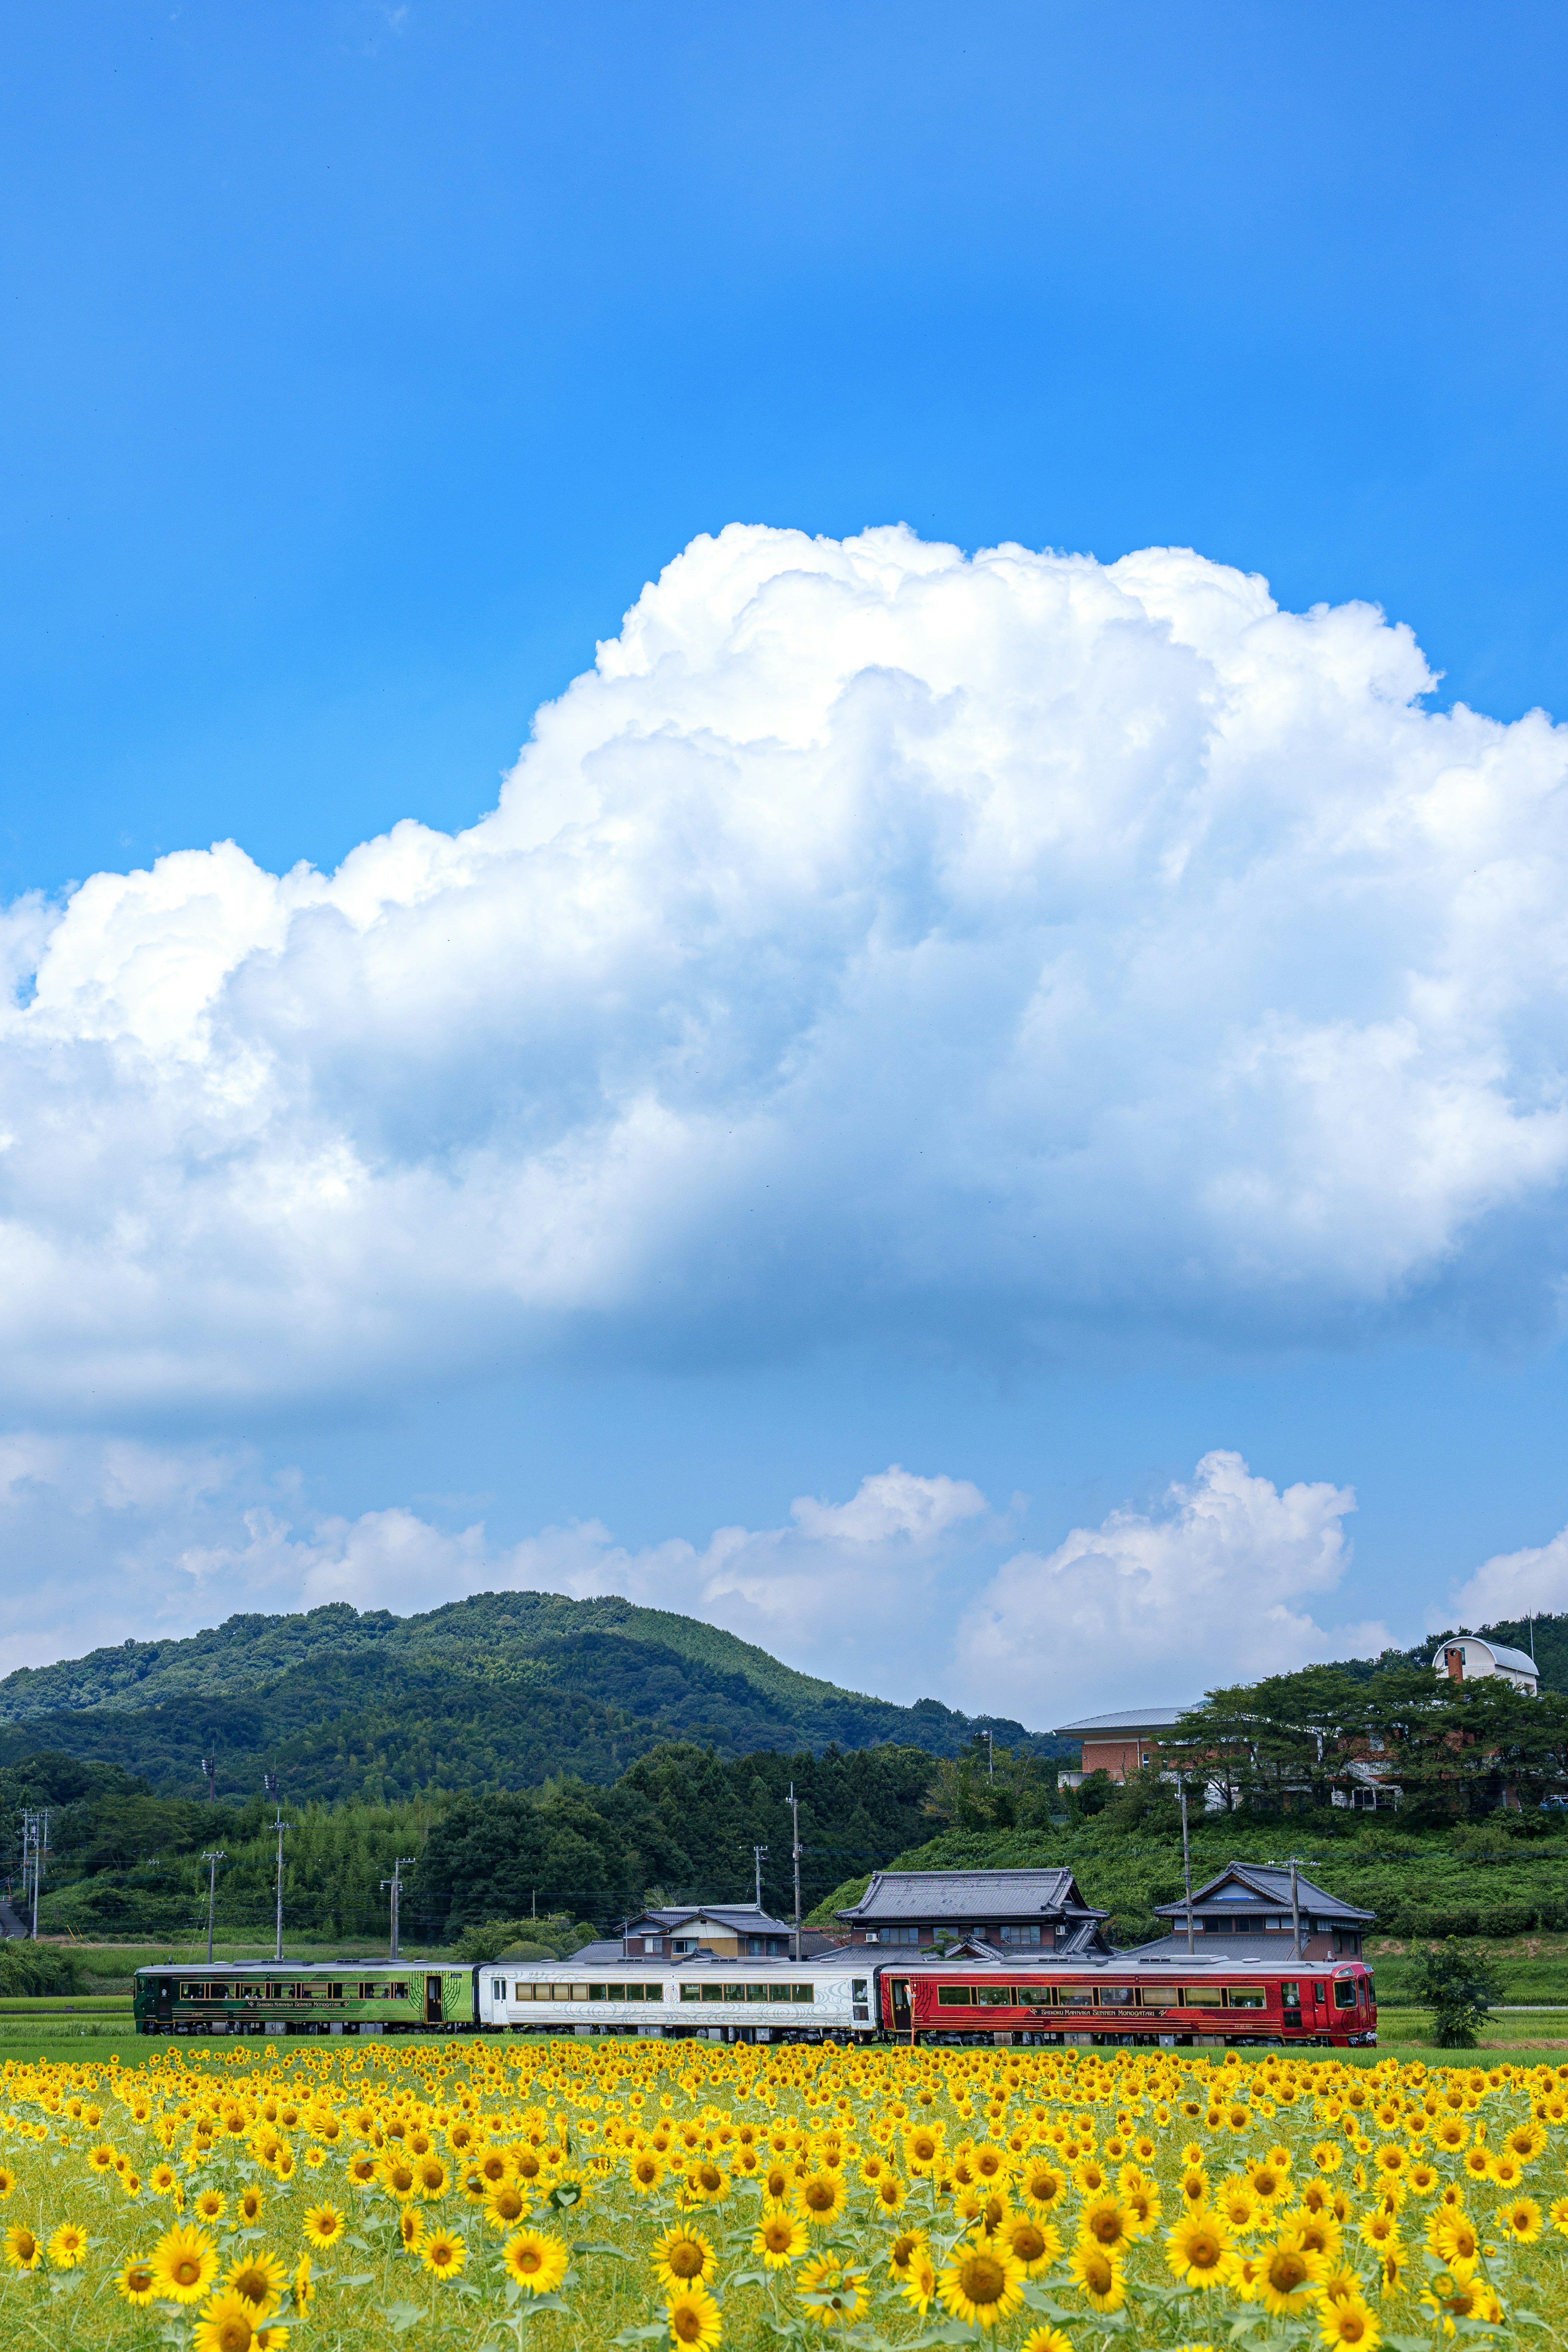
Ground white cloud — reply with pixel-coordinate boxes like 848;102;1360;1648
956;1450;1392;1721
2;524;1568;1419
1438;1525;1568;1630
0;1437;1396;1722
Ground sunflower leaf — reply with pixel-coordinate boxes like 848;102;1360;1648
339;2273;376;2288
570;2240;631;2257
382;2302;423;2333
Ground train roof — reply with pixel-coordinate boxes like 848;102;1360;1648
135;1960;438;1977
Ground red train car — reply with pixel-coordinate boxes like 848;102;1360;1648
877;1953;1376;2048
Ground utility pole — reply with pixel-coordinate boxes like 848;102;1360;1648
986;1729;994;1782
202;1851;226;1965
752;1845;767;1909
201;1757;217;1803
1178;1780;1195;1955
1289;1859;1303;1962
381;1858;415;1962
24;1810;49;1942
784;1787;802;1961
271;1815;288;1964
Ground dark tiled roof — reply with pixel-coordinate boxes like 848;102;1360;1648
1151;1861;1373;1926
625;1905;795;1937
837;1867;1101;1923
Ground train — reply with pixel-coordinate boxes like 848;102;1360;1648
134;1947;1376;2047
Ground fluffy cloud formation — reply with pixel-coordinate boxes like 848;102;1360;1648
956;1450;1391;1720
0;1437;1391;1720
4;524;1568;1417
1439;1523;1568;1630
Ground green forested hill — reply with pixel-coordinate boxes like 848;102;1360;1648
0;1592;1052;1804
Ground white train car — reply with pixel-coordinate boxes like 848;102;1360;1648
477;1953;877;2042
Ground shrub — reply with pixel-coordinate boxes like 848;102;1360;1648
1410;1938;1504;2047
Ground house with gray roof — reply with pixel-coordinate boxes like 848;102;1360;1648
1137;1860;1373;1962
1051;1704;1197;1787
835;1866;1110;1953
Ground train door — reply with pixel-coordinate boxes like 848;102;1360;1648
425;1974;443;2025
156;1976;173;2027
1281;1979;1303;2031
888;1977;912;2036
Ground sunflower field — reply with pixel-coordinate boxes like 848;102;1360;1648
1;2036;1566;2352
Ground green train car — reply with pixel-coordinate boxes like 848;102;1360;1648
133;1960;478;2036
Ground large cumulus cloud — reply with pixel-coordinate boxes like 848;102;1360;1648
5;522;1568;1419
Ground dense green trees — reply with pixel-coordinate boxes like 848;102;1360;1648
416;1742;938;1934
0;1595;1051;1807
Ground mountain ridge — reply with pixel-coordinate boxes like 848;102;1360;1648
0;1590;1055;1804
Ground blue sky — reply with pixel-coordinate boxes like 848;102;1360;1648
4;2;1568;1720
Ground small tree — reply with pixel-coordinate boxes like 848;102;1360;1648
1411;1938;1503;2047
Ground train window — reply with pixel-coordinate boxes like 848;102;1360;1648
644;1984;664;2001
324;1982;344;2000
292;1984;316;2002
388;1982;408;1999
1226;1988;1267;2009
744;1984;770;2002
511;1984;535;2002
494;1982;508;2002
1365;1971;1375;2002
976;1986;1015;2006
1334;1979;1358;2009
790;1985;814;2003
1181;1987;1224;2007
767;1985;791;2003
1097;1987;1138;2007
180;1982;200;2000
1311;1982;1326;2005
1281;1982;1300;2007
1017;1988;1054;2007
722;1985;746;2003
938;1987;973;2007
700;1986;724;2003
587;1985;607;2001
680;1985;701;2002
851;1980;868;2000
265;1982;285;2002
1057;1987;1094;2005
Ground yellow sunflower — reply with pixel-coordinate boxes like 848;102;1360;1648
223;2250;289;2314
420;2230;466;2280
45;2220;87;2269
193;2288;292;2352
1256;2239;1326;2318
754;2211;808;2267
151;2225;220;2304
796;2171;846;2225
1166;2212;1236;2290
301;2204;345;2249
116;2253;160;2305
667;2283;724;2348
1069;2241;1127;2312
503;2228;570;2293
1002;2211;1061;2275
1497;2196;1543;2244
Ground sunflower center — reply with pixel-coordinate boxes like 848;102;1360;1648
174;2258;202;2285
670;2243;706;2277
1272;2254;1307;2291
959;2255;1006;2305
1014;2226;1046;2261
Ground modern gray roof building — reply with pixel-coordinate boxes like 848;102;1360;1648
1137;1860;1374;1962
835;1866;1110;1952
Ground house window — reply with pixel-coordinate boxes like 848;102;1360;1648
999;1925;1041;1944
673;1939;696;1954
880;1927;920;1945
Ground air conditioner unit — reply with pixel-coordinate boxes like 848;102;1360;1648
864;1933;880;1944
